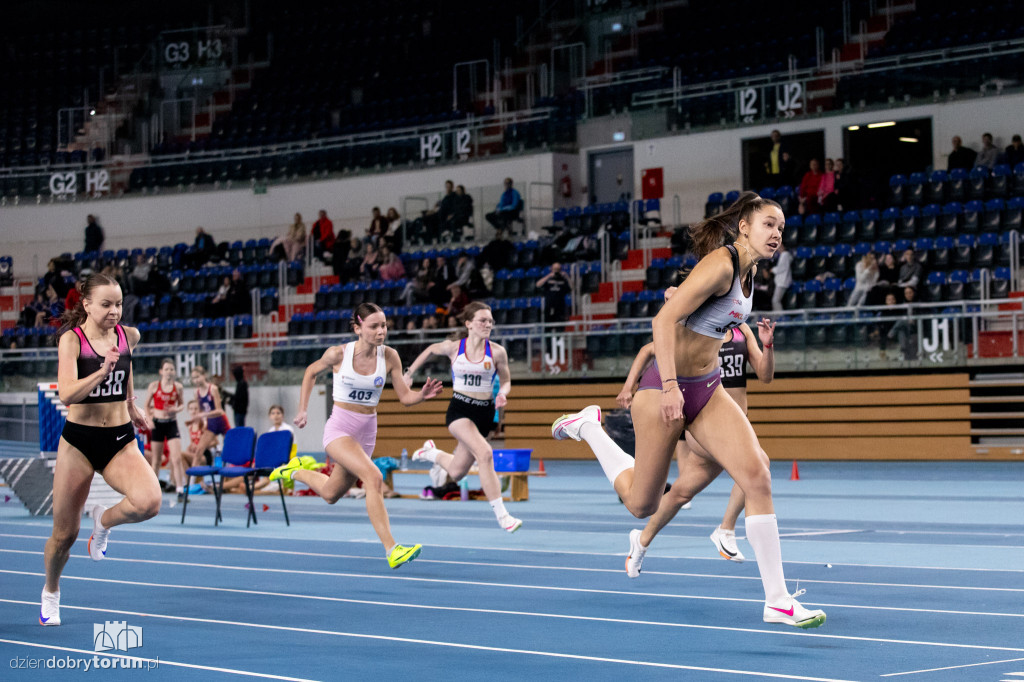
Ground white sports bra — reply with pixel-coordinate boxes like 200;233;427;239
451;338;496;394
333;342;387;407
684;245;753;339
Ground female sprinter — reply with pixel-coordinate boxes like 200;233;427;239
403;301;521;533
189;365;230;459
553;192;825;629
41;273;161;626
144;358;186;499
617;315;775;577
270;302;442;568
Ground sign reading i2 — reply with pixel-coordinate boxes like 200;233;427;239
737;88;760;124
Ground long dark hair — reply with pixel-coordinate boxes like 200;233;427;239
449;301;492;340
57;273;120;336
350;302;384;332
688;191;781;260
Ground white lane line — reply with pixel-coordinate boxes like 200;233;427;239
0;601;853;682
4;533;1024;594
778;530;867;538
881;657;1024;677
2;528;1023;575
0;638;319;681
4;548;1024;624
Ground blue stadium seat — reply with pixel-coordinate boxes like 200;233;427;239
898;205;919;238
983;199;1005;231
888;174;907;206
906;172;927;205
962;200;983;232
858;209;879;241
992;267;1012;298
926;170;948;204
924;271;946;302
919;203;941;238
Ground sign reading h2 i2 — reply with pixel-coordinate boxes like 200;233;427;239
420;129;472;161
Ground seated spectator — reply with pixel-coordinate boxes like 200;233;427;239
798;159;823;215
448;185;474;238
420;180;457;242
848;253;878;307
21;292;48;328
226;269;252;317
446;284;470;321
752;264;774;311
872;292;902;358
310;209;335;262
479;229;512;271
869;252;899;305
129;253;155;296
209;276;232;317
385;207;402;238
367;207;389;245
223;405;291;495
39;284;64;327
896;249;922;296
947;136;976;171
976;133;999;170
817;158;835;207
341;237;365;283
486;178;523;234
402;258;435;306
1002;134;1024;168
360;243;380;280
447;253;486;299
377;245;405;281
191;226;218;268
888;287;919;360
271;213;306;262
428;255;456;306
536;262;571;322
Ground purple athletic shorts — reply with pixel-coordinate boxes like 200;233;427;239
637;360;722;424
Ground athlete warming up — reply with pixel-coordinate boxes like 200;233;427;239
144;357;186;499
618;316;775;576
404;301;521;533
270;302;442;568
553;192;825;628
41;274;161;626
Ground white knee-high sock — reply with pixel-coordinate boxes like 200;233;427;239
579;422;634;486
744;514;789;604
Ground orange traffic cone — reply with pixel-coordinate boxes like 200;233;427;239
790;460;800;481
538;459;546;474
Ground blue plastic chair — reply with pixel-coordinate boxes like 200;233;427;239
221;429;294;528
181;427;256;526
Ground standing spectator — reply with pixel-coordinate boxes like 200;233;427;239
771;244;793;311
310;210;335;262
825;158;856;211
421;180;457;242
536;262;572;322
1002;134;1024;168
378;244;406;281
848;252;879;307
798;159;823;215
896;249;922;297
341;236;365;283
385;207;402;240
976;133;999;170
271;213;306;262
226;268;252;316
486;178;523;234
817;158;836;208
763;130;789;187
446;284;470;321
191;226;217;268
230;366;249;428
947;136;977;171
84;214;104;254
367;207;389;245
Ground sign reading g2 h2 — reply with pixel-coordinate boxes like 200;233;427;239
48;170;110;197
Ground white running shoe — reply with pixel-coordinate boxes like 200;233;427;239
551;405;602;441
625;529;648;578
499;515;522;533
39;589;60;626
88;504;110;561
413;440;440;463
763;590;827;629
709;525;745;562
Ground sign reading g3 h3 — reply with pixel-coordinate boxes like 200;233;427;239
164;38;223;65
49;170;110;197
420;129;472;161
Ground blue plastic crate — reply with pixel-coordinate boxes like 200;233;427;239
493;448;532;472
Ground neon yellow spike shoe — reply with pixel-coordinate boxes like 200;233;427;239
387;543;422;569
269;458;303;482
299;455;326;471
